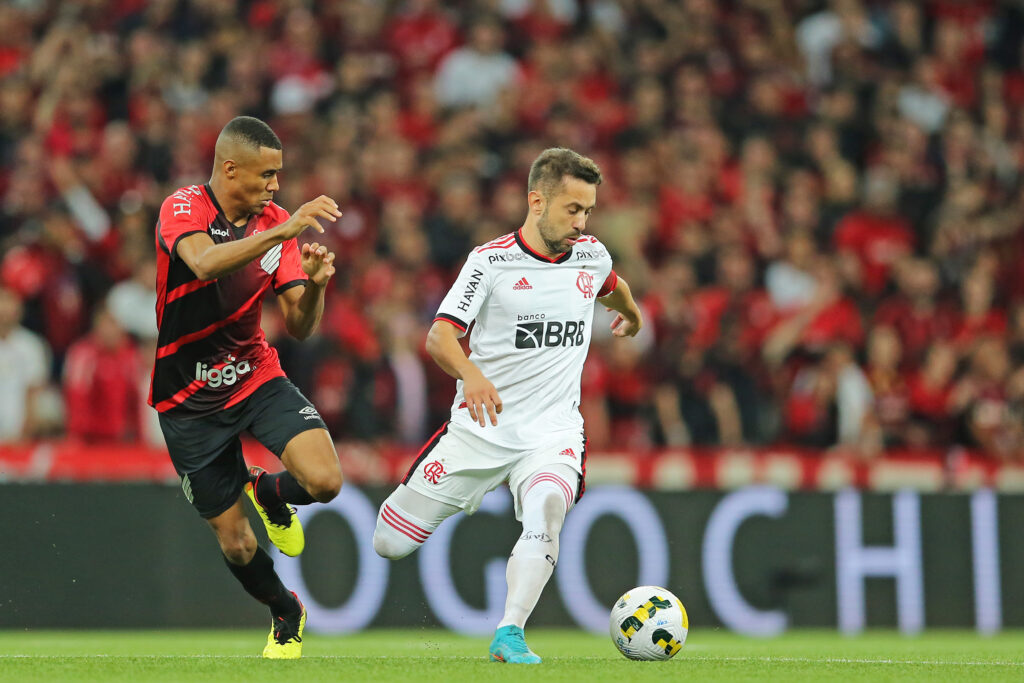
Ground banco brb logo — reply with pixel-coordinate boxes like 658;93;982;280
515;320;586;348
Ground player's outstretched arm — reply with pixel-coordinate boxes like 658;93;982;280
176;196;341;281
426;320;503;427
598;276;643;338
277;241;336;340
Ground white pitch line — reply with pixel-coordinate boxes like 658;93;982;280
684;655;1024;667
0;654;1023;667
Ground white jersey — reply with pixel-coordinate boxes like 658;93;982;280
434;229;617;448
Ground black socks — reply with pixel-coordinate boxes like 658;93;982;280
224;547;300;618
253;470;316;507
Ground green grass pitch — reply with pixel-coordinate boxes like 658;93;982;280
2;629;1024;682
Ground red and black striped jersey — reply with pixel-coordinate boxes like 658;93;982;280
148;184;307;417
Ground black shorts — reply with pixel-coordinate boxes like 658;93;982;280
158;377;328;519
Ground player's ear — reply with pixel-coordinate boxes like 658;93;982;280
223;159;237;179
527;190;545;216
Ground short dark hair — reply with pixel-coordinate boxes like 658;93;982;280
527;148;602;199
220;116;282;151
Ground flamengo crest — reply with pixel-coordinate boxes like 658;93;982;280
576;271;594;298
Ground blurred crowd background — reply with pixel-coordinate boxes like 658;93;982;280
2;0;1024;460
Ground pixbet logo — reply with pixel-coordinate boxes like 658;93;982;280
195;355;252;388
576;271;594;298
423;460;446;484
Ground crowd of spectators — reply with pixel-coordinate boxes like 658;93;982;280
2;0;1024;460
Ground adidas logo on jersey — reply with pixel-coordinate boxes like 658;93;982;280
559;448;577;459
513;277;533;290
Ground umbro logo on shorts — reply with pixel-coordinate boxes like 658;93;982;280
300;406;320;420
181;474;194;503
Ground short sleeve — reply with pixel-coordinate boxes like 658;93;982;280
597;269;618;297
272;237;308;294
434;251;491;333
157;186;207;260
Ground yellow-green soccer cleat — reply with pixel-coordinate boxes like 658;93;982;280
263;593;306;659
245;466;305;557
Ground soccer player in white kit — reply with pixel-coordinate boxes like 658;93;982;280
372;148;643;663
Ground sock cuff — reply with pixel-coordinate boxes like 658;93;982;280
224;545;272;574
251;470;268;508
523;473;575;512
379;502;436;545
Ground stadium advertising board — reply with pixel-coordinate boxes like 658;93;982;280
4;485;1021;632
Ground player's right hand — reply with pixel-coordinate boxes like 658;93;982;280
462;368;503;427
280;195;342;238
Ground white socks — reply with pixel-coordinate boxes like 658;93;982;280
497;472;574;628
373;485;458;560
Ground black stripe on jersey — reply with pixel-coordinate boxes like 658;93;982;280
402;422;449;485
156;218;169;253
577;434;587;503
158;284;235;342
435;313;468;330
514;230;574;264
203;184;226;215
274;279;307;295
170;230;205;262
155;217;205;261
165;253;202;292
150;313;259;405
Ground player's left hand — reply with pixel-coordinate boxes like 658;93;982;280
608;308;642;337
302;242;336;286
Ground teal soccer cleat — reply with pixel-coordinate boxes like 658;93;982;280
489;625;542;664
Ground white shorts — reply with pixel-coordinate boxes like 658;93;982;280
402;421;586;520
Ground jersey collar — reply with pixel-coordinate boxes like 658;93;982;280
515;228;574;264
203;184;226;216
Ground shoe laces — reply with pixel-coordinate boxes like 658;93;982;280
265;504;296;529
273;614;303;645
505;628;530;652
251;469;294;528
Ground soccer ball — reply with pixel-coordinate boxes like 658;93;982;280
609;586;688;661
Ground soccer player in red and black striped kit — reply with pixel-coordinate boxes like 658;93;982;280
150;116;343;659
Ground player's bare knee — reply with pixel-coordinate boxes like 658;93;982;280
306;468;342;502
219;530;257;564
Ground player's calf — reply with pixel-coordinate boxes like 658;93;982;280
209;509;259;565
